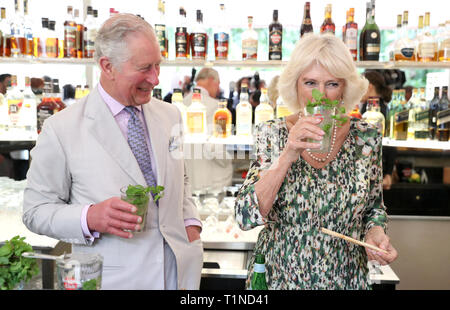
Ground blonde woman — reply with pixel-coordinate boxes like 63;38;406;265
235;34;398;290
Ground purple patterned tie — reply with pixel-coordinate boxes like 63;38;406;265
125;106;157;188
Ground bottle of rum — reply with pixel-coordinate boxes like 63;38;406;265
320;4;335;35
429;86;440;140
268;10;282;60
46;20;58;58
190;10;207;60
175;7;190;59
64;6;76;58
155;0;168;59
51;79;66;112
74;9;84;59
84;6;96;58
255;88;274;125
236;83;253;136
362;97;385;136
0;7;12;57
186;88;207;136
417;12;437;62
242;16;258;60
437;86;450;141
250;253;268;290
343;8;358;61
21;76;37;139
214;4;229;60
359;0;380;61
172;88;187;133
438;21;450;61
300;2;313;38
213;99;232;138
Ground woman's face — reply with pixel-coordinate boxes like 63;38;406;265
297;62;345;110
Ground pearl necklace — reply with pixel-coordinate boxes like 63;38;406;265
306;119;337;162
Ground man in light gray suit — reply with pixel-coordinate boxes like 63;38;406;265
22;13;203;290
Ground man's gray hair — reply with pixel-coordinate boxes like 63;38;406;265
195;67;219;82
94;13;156;68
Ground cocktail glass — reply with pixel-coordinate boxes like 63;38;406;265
120;186;150;233
304;105;336;153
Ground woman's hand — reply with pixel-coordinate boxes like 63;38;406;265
364;226;398;265
283;116;325;164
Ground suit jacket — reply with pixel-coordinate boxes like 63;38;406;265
22;86;203;289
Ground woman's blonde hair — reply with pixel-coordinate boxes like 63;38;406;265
278;34;368;114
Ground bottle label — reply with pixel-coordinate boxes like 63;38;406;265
254;263;265;273
303;18;312;25
419;42;437;58
187;112;204;134
366;43;380;55
175;27;188;56
242;39;258;58
344;28;357;50
155;24;167;53
8;99;21;125
214;32;229;43
65;26;77;49
401;47;415;58
192;33;207;53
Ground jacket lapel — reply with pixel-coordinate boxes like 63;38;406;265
85;86;146;186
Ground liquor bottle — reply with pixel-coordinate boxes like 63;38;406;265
255;88;274;125
0;91;7;139
300;2;313;38
155;0;168;59
175;7;190;59
84;6;96;58
414;87;430;140
406;88;420;140
276;97;291;118
387;90;399;138
343;8;358;61
190;10;207;60
387;15;402;61
250;253;268;290
428;86;440;140
413;15;424;61
21;76;37;139
0;7;11;57
320;4;335;35
52;79;66;112
22;0;32;57
153;88;162;100
74;9;84;59
75;85;83;100
437;86;450;141
10;0;25;57
6;75;23;136
46;20;58;58
362;97;385;136
438;21;450;61
236;83;252;136
213;99;232;138
214;3;229;60
83;85;90;97
242;16;258;60
37;80;57;133
172;88;187;132
268;10;282;60
64;6;77;58
37;17;48;58
393;89;409;140
186;88;207;136
359;0;380;61
417;12;437;62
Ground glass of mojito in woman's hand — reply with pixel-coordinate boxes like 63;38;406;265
304;89;347;153
120;185;164;232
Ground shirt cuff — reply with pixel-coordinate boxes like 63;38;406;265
81;204;100;243
184;218;203;232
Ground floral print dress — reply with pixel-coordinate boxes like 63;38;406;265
235;118;388;290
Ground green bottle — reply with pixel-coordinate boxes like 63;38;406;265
250;253;268;290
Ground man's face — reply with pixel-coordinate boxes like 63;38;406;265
111;32;161;107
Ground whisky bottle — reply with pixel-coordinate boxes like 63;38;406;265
236;83;253;136
320;4;335;35
172;88;187;133
414;88;430;140
175;7;190;59
250;253;268;290
213;99;232;138
10;0;25;57
155;0;168;59
0;7;12;57
417;12;437;62
362;97;385;136
268;10;282;60
36;17;48;58
46;20;58;58
300;2;313;38
37;80;57;133
387;15;402;61
359;0;380;61
190;10;207;60
84;6;96;58
214;3;229;60
387;90;399;138
437;86;450;141
343;8;358;61
393;89;409;140
255;88;274;125
186;88;207;136
242;16;258;60
64;6;77;58
74;9;84;59
51;79;66;112
438;21;450;61
429;86;440;140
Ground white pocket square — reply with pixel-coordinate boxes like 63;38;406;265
169;136;181;152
